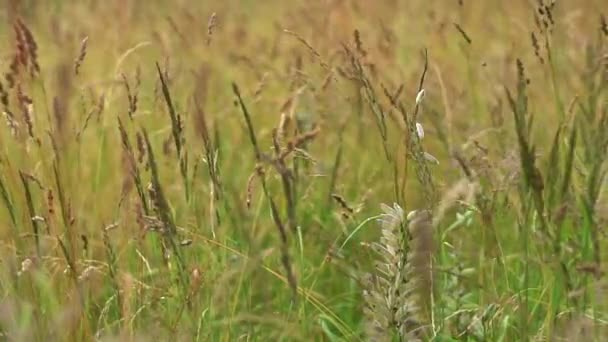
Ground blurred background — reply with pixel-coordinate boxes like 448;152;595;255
0;0;607;340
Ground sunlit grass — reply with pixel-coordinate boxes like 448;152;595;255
0;1;607;340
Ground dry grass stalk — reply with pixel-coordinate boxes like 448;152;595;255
14;21;28;71
232;82;297;297
245;168;258;209
0;82;9;109
272;129;296;232
117;117;149;215
207;12;217;45
141;129;189;293
276;125;320;162
5;52;21;89
331;193;355;218
453;23;472;44
156;62;189;199
77;92;105;140
14;19;40;77
277;112;291;141
283;29;331;71
193;94;223;230
193;95;221;197
353;29;367;57
16;83;36;142
122;73;138;120
506;59;549;236
0;81;18;136
531;32;545;64
74;36;89;75
276;86;306;141
253;72;268;102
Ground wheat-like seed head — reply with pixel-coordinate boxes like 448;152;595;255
362;203;434;341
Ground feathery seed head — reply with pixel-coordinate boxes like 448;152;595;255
415;122;425;139
415;89;425;105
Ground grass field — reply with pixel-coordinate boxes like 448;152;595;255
0;0;607;340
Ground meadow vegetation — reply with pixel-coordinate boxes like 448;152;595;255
0;0;607;340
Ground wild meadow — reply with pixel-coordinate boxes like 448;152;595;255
0;0;607;340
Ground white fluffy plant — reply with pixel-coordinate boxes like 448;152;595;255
414;89;438;165
362;204;434;342
361;89;436;341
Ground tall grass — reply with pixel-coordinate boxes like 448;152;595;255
0;0;607;340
